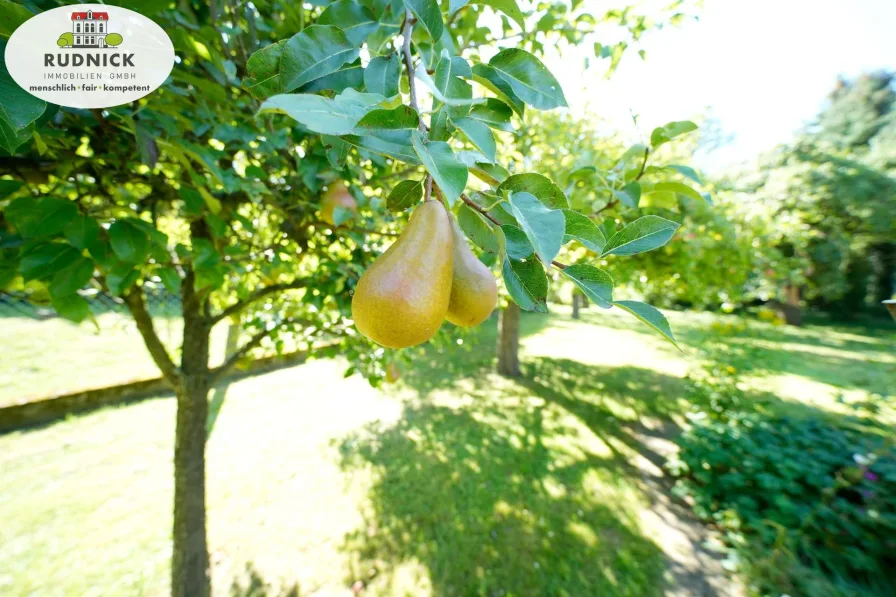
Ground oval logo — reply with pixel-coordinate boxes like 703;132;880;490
4;4;175;109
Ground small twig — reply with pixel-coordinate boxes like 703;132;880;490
401;10;423;131
635;146;650;181
460;193;501;226
424;176;433;202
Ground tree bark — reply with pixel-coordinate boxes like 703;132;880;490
781;283;803;326
497;303;521;377
572;293;581;319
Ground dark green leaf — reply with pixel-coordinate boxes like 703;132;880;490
488;49;567;110
49;257;94;297
108;220;150;264
5;197;77;238
106;265;139;296
401;0;443;41
508;191;564;264
319;0;378;45
452;117;497;163
614;300;679;348
472;63;525;115
386;179;423;212
613;181;641;208
20;242;80;281
457;204;497;253
562;210;606;252
602;215;680;257
666;164;702;184
562;264;613;308
51;293;90;323
502;257;547;312
411;131;468;204
650;121;698;148
501;224;533;259
245;40;286;99
355;105;420;131
158;267;181;294
0;43;46;136
470;162;509;186
0;178;22;199
364;54;401;97
499;173;568;209
0;0;34;38
467;98;514;132
300;61;365;93
342;134;420;164
322;135;350;169
279;25;360;92
179;187;205;215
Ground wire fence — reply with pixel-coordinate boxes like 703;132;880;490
0;288;181;322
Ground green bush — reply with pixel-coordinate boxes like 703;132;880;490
670;413;896;596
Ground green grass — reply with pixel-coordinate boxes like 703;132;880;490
1;307;893;596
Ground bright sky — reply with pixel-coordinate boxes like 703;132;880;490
544;0;896;172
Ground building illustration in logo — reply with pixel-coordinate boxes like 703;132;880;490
57;9;123;48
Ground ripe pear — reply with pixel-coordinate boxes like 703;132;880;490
445;219;498;327
352;201;454;349
385;362;401;383
321;182;358;226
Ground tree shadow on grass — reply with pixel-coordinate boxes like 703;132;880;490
228;563;302;597
337;354;761;596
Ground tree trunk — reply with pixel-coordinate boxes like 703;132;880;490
497;303;521;377
781;283;803;326
572;293;581;319
580;294;589;309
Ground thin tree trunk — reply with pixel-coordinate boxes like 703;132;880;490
572;293;581;319
781;283;803;326
497;303;521;377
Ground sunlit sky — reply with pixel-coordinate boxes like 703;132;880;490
542;0;896;172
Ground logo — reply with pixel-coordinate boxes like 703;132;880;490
5;4;175;109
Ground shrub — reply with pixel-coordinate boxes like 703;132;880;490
670;413;896;596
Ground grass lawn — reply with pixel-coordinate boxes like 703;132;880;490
1;307;893;596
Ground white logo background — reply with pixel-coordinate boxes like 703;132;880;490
4;4;175;109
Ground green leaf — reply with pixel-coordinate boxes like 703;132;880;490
499;173;568;209
472;63;525;115
319;0;378;45
467;98;514;132
5;197;77;238
475;0;525;28
502;257;548;312
109;220;150;264
355;105;420;131
0;0;34;38
614;300;679;349
259;89;382;135
342;134;420;164
562;264;613;308
0;178;22;199
501;224;533;259
105;265;139;297
416;66;481;108
279;25;360;92
654;181;706;202
613;181;641;208
51;293;90;323
20;242;81;281
158;267;181;294
666;164;702;184
650;121;698;148
451;117;497;163
488;49;566;110
507;191;564;265
64;215;100;252
602;215;680;257
0;62;45;137
300;61;364;93
562;210;606;253
457;204;498;254
386;179;423;212
364;54;401;97
411;131;468;205
401;0;443;41
244;40;286;99
470;162;509;186
49;257;94;297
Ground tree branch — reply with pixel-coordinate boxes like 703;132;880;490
211;279;309;325
401;10;424;130
123;286;182;386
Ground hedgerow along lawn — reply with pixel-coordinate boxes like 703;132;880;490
1;308;893;595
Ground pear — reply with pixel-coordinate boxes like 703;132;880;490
445;219;498;327
352;201;454;348
385;362;401;383
321;181;358;226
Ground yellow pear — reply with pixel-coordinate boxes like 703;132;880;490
445;219;498;327
385;362;401;383
352;201;454;348
321;181;358;226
